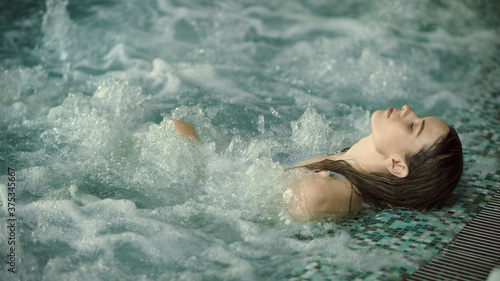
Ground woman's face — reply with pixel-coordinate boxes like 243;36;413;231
371;105;449;157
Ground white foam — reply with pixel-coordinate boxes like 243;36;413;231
290;105;343;156
0;66;60;122
41;0;72;61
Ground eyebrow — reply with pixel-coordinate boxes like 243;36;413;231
417;119;425;137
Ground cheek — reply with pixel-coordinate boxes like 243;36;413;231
378;125;409;150
372;130;395;155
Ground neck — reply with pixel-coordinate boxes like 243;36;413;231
335;135;387;174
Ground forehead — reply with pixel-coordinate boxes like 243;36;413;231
421;116;449;145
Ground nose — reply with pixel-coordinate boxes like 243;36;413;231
400;105;416;119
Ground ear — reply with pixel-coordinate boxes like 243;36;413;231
386;156;409;178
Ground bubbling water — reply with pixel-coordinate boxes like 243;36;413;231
4;78;384;280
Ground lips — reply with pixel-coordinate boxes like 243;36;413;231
387;108;393;118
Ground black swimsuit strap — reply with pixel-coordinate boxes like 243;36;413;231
349;186;353;214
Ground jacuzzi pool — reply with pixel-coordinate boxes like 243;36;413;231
1;0;499;280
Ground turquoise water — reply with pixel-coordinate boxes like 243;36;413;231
1;0;499;280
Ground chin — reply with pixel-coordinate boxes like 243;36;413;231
371;109;381;122
370;110;383;133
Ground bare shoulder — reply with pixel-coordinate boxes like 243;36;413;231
288;171;363;222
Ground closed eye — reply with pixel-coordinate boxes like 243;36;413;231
416;119;425;137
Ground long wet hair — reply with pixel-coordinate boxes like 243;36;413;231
301;126;463;210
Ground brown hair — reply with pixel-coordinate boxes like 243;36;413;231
301;126;463;210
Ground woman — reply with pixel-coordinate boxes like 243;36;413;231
171;105;463;222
